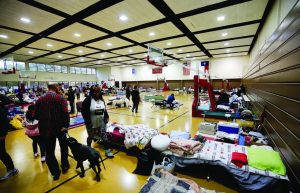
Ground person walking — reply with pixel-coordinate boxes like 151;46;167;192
0;100;18;181
131;86;140;114
67;86;75;114
35;84;70;180
81;85;114;158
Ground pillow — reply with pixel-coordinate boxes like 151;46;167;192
247;147;286;176
151;134;171;152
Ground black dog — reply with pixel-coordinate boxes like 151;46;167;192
66;137;105;181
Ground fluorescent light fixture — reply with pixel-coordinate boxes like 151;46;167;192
217;16;225;21
0;34;8;39
166;42;172;46
78;50;83;53
46;43;53;47
106;42;112;46
58;55;62;58
74;33;81;37
224;42;229;46
119;15;128;21
177;49;182;52
101;54;105;57
222;32;228;36
226;49;230;52
20;17;31;23
128;49;133;53
28;51;34;54
149;32;155;36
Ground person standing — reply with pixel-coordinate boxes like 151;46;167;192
131;86;140;114
81;85;114;158
0;100;18;181
35;84;70;180
67;86;75;114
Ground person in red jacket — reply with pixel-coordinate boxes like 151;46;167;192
35;84;70;180
0;100;18;181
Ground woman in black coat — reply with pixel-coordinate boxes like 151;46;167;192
81;85;113;158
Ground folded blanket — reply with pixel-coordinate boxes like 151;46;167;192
169;139;203;156
231;152;248;168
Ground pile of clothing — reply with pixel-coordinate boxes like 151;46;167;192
168;139;203;156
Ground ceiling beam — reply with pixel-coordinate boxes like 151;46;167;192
148;0;212;57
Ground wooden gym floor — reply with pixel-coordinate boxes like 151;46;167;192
0;92;237;193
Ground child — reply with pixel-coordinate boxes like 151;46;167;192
23;104;46;162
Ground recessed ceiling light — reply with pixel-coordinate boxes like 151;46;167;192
144;54;147;57
46;43;53;47
0;34;8;39
228;54;232;56
118;58;122;61
149;32;155;36
80;58;84;61
20;17;31;23
106;42;112;46
74;33;81;37
101;54;105;57
58;55;62;58
78;50;83;53
222;32;228;37
166;42;172;46
128;49;133;53
177;49;182;52
97;61;101;64
217;16;225;21
226;49;230;52
119;14;128;21
28;51;34;54
186;54;190;57
224;42;229;46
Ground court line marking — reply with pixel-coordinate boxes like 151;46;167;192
158;111;189;129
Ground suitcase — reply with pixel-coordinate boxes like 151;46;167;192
217;122;239;134
199;122;216;135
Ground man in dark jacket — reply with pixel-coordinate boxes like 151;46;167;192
131;86;140;114
67;86;75;114
35;84;70;180
0;100;18;181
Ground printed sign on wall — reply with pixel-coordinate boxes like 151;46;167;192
152;67;162;74
183;61;191;75
132;68;135;74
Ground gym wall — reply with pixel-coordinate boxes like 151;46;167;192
243;1;300;190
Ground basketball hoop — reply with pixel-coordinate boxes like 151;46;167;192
147;44;167;67
18;71;36;80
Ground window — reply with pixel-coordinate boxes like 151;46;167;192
86;68;92;74
37;64;46;72
5;60;14;70
15;62;25;70
81;68;87;74
29;63;37;71
0;60;4;70
91;68;96;74
61;66;68;73
70;67;75;74
46;64;54;72
54;65;61;73
75;67;81;74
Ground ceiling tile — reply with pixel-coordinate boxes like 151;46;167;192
84;0;164;32
47;53;76;60
196;23;259;42
37;0;99;15
123;22;182;43
62;46;98;55
28;38;72;51
165;0;225;14
0;44;14;53
88;52;118;59
107;56;133;62
0;29;32;44
181;0;268;32
152;36;193;50
8;54;33;61
130;53;148;59
87;37;132;50
165;46;200;54
210;46;250;54
213;52;248;58
111;45;147;55
204;37;253;49
0;0;63;33
49;23;106;43
70;57;95;63
12;48;49;57
52;60;74;65
31;57;57;64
